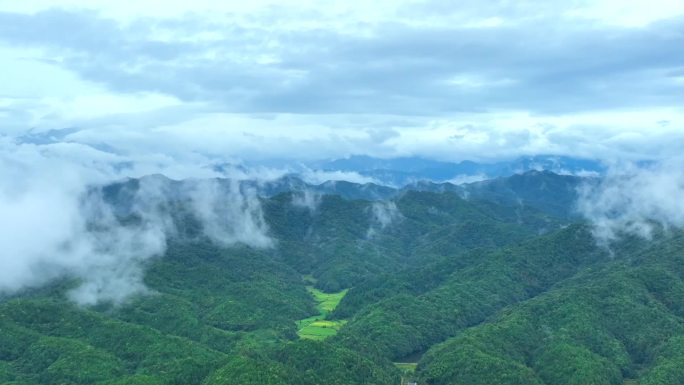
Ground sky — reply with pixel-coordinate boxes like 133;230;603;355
1;0;683;172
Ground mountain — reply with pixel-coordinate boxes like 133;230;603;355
417;230;684;385
309;155;605;186
102;170;588;227
2;171;682;385
458;170;591;218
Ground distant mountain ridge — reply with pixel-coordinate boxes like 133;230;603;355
14;129;606;187
307;154;604;186
105;169;589;221
9;164;684;385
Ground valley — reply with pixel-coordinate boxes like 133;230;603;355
2;1;678;383
1;171;683;385
296;286;348;340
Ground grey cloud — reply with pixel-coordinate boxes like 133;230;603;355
241;18;684;114
0;9;195;61
1;8;682;116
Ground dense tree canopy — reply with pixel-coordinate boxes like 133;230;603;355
2;172;683;385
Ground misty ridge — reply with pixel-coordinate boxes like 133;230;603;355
4;2;684;384
577;159;684;245
3;150;684;307
0;163;396;305
0;174;275;305
367;201;403;239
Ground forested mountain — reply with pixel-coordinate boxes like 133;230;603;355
307;155;604;186
1;171;682;385
113;168;586;215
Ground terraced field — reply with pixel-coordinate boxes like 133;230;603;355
297;287;348;340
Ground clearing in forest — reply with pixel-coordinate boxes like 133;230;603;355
296;286;348;340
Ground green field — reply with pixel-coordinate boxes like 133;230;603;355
297;286;348;340
309;287;348;314
394;362;418;372
396;362;419;385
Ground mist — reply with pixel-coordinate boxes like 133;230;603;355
186;179;273;249
0;140;273;305
577;159;684;246
291;189;322;212
367;201;402;238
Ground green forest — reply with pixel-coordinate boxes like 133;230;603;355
2;171;684;385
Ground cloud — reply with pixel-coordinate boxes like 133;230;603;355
0;138;153;304
2;0;684;303
0;138;275;305
1;5;683;119
577;159;684;246
0;2;683;164
446;174;488;185
299;170;380;185
367;201;402;238
65;183;170;305
185;179;274;248
291;189;322;212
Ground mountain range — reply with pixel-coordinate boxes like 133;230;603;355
306;155;605;186
2;170;682;385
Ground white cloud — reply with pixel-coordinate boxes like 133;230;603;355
367;201;402;238
446;174;488;185
0;1;682;163
186;179;274;249
567;0;684;27
0;138;275;305
2;0;684;303
299;170;379;185
577;159;684;246
4;0;683;28
291;189;322;211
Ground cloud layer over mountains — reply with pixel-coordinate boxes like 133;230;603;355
578;159;684;246
3;134;684;305
0;140;274;305
2;0;684;305
1;0;683;163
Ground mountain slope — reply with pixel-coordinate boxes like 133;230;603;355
311;155;604;186
418;231;684;385
3;171;682;385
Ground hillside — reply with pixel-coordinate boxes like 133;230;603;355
1;171;683;385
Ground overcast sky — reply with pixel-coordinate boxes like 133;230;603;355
1;0;684;171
